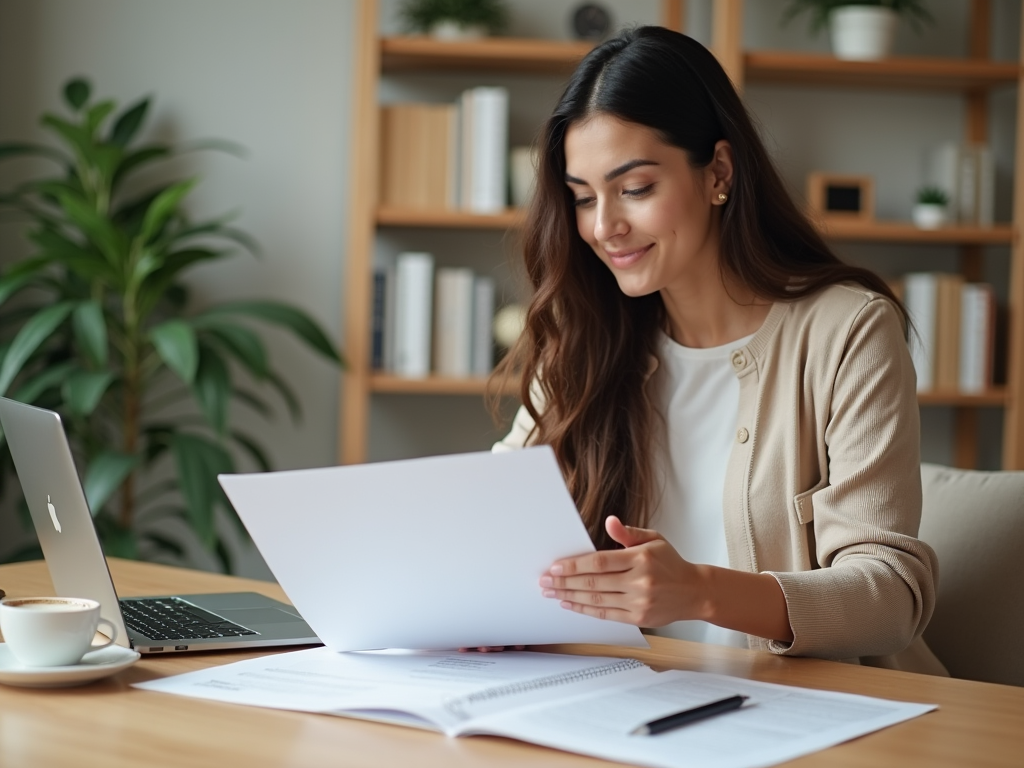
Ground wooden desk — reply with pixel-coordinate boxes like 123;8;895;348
1;559;1021;768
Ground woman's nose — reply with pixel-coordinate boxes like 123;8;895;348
593;199;628;242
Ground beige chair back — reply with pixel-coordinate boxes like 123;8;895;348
919;463;1024;687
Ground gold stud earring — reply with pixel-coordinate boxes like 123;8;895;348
717;193;728;203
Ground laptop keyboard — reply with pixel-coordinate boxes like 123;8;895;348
120;597;259;641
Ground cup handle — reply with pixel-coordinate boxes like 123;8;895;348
90;618;119;652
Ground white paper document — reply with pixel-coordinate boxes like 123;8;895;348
135;647;936;768
218;447;646;651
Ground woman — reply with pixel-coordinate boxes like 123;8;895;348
491;26;945;674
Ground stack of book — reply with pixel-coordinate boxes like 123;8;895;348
372;252;496;379
379;87;510;214
927;143;996;226
898;272;996;393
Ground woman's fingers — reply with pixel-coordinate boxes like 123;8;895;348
549;548;633;577
558;599;633;623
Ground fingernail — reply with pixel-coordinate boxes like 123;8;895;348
560;601;572;609
539;576;553;587
550;565;563;575
542;589;556;598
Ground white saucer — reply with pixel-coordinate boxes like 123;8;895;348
0;643;141;688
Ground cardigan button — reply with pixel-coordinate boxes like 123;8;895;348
731;351;746;370
736;427;749;443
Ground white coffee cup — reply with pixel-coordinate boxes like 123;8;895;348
0;596;118;667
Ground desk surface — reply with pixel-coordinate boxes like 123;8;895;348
0;559;1021;768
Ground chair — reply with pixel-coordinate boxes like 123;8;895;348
918;463;1024;687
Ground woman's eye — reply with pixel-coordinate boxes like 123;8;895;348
623;183;654;199
573;196;596;208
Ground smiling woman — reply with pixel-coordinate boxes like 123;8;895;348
490;26;946;674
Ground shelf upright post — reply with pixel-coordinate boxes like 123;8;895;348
954;0;993;469
712;0;744;90
661;0;686;33
339;0;381;465
1004;1;1024;469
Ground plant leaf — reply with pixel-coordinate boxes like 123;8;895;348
72;300;108;367
85;100;117;138
265;369;301;421
41;115;93;160
138;178;196;245
28;228;116;282
149;319;198;384
54;189;124;265
83;450;140;514
0;302;75;396
195;319;268;379
231;430;273;473
201;301;341;363
13;361;77;403
192;345;231;434
64;78;91;111
62;369;115;416
108;97;149;147
170;433;234;549
0;142;69;164
112;146;170;188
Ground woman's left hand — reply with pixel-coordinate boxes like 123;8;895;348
539;516;709;627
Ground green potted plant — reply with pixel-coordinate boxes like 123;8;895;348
0;78;342;570
399;0;508;40
782;1;932;60
913;186;950;229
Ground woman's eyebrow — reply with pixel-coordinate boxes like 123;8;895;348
564;159;659;185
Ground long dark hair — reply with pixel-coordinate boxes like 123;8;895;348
493;26;905;549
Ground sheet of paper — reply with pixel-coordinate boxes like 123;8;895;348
469;669;936;768
132;646;645;732
218;447;646;651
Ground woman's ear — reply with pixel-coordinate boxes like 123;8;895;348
708;140;734;203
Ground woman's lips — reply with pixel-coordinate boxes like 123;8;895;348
605;244;653;269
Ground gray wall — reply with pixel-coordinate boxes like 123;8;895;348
0;1;1017;575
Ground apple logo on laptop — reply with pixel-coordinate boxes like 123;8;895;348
47;495;61;533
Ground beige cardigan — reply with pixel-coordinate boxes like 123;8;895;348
495;284;947;675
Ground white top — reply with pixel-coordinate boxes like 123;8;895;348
648;330;756;648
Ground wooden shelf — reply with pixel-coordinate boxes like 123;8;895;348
376;206;522;229
381;36;593;75
917;388;1007;406
745;51;1020;91
816;220;1013;245
370;374;519;396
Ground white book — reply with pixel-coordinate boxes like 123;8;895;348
904;273;939;392
959;283;994;393
471;276;495;376
459;89;474;212
975;144;995;227
434;267;474;377
957;148;978;224
468;86;509;214
393;252;434;378
927;143;961;221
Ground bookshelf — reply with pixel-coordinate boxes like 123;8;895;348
341;0;1024;470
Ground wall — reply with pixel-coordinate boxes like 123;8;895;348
0;1;1017;575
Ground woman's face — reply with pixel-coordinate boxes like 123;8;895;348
564;114;731;298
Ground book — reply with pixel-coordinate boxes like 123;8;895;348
370;269;387;370
927;143;996;227
137;645;935;768
460;86;509;214
379;103;455;209
904;273;940;392
434;267;475;377
934;273;964;391
471;275;495;376
393;252;434;377
959;283;996;393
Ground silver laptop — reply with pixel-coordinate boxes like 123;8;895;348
0;397;320;654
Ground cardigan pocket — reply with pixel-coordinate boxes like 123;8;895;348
793;488;816;525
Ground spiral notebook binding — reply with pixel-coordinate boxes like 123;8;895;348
444;658;645;717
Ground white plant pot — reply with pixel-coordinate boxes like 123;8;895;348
913;203;949;230
428;20;488;41
828;6;898;61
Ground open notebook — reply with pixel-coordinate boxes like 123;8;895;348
136;647;935;768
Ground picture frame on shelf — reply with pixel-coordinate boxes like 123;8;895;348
806;172;875;223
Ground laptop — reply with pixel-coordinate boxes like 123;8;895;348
0;397;320;654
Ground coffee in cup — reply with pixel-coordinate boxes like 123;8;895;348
0;596;118;667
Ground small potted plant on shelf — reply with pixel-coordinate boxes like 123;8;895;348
782;1;933;61
399;0;508;40
913;186;950;229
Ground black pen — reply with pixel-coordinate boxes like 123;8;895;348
630;694;749;736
